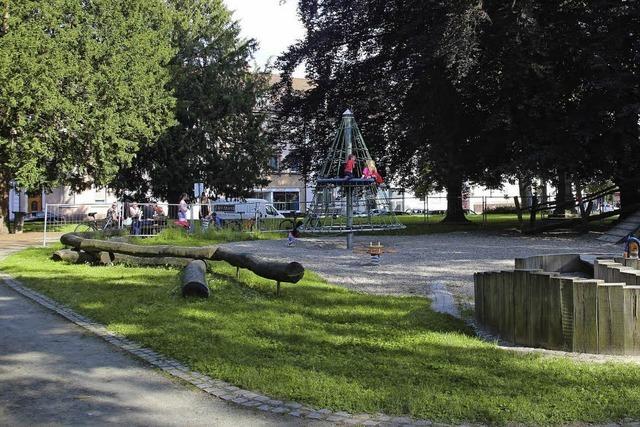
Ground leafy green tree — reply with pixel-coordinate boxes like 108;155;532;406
114;0;272;204
0;0;176;231
276;0;505;223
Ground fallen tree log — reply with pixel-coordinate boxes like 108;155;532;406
52;248;194;268
181;260;209;298
63;236;217;259
112;254;194;268
59;233;305;292
52;249;102;264
213;247;305;285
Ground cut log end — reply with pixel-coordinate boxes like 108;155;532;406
181;260;209;298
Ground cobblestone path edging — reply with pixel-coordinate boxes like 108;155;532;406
0;273;441;427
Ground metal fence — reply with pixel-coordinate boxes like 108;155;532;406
44;193;614;246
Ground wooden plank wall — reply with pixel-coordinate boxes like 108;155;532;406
473;258;640;355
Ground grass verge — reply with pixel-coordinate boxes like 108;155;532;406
3;248;640;424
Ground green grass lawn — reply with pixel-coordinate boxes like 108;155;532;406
129;226;284;246
3;248;640;424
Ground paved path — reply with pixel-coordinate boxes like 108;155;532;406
0;234;326;427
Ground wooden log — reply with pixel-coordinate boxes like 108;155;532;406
594;259;616;281
597;282;625;355
500;271;515;342
81;239;218;259
112;254;194;268
181;260;209;298
59;232;305;286
605;263;623;283
474;273;484;324
213;247;305;285
626;259;640;270
51;249;111;265
513;270;539;346
572;280;602;353
559;277;575;351
623;286;640;355
547;277;564;350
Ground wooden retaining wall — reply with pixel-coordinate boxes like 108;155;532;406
474;257;640;355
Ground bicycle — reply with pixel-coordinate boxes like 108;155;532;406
74;212;116;233
278;211;303;232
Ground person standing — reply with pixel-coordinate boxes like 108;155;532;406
105;202;120;229
200;192;210;219
129;202;142;235
175;193;190;229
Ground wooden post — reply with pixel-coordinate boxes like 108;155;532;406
500;271;515;342
624;286;640;355
474;273;484;324
276;281;281;296
559;277;575;351
597;282;625;355
572;280;602;353
547;277;565;350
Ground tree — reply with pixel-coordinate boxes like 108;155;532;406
0;0;176;232
477;1;639;213
113;0;272;204
275;0;506;223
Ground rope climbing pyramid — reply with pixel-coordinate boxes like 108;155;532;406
302;110;405;248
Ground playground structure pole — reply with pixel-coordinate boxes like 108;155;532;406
344;109;354;249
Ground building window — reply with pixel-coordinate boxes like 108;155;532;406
273;191;300;212
268;157;279;171
95;187;107;203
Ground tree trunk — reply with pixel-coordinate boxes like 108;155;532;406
538;179;548;205
442;174;469;223
0;183;7;234
616;177;640;218
553;171;575;216
518;178;532;209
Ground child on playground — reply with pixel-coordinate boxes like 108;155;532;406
287;221;302;247
362;159;384;184
344;154;356;179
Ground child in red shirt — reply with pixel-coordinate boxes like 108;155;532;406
344;154;356;179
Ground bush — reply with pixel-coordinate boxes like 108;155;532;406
484;205;520;214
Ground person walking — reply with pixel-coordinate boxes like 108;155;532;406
129;202;142;235
175;193;190;229
200;192;210;220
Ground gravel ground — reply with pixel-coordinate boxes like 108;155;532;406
223;231;620;316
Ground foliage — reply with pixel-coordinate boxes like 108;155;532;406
0;0;176;192
113;0;273;203
130;224;281;246
275;0;639;219
4;247;640;423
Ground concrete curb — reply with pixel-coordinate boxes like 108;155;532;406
0;273;442;427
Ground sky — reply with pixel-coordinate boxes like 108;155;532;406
223;0;306;77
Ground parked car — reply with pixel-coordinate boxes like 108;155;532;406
22;211;64;222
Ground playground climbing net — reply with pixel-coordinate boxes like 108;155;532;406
302;110;405;234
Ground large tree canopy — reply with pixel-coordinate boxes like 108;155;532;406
113;0;272;203
276;0;639;220
275;0;505;222
0;0;176;231
0;0;176;190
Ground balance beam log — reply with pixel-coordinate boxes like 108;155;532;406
213;247;305;284
181;260;209;298
59;233;305;287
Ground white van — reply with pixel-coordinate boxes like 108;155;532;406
211;198;284;220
